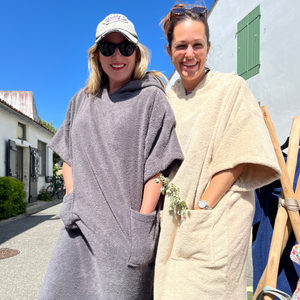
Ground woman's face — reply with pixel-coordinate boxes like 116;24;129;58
168;19;210;92
98;32;137;93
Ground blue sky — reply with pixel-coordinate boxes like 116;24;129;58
0;0;214;129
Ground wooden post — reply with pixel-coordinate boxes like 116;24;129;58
253;219;292;300
295;176;300;200
284;115;300;244
286;116;300;183
253;114;299;298
254;178;300;299
255;108;300;300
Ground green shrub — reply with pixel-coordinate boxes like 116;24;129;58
0;177;27;219
38;189;52;202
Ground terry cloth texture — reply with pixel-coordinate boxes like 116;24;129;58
253;151;300;296
38;73;184;300
154;71;281;300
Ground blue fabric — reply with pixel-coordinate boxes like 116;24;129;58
253;150;300;296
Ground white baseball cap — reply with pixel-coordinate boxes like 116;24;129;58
95;14;138;44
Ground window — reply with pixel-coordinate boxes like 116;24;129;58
237;5;261;80
38;141;46;176
18;123;26;140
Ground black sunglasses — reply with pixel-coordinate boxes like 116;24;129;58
97;42;137;57
171;6;207;18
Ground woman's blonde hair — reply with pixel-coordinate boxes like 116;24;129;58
85;42;167;95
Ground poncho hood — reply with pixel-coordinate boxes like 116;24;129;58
168;70;238;99
107;72;165;96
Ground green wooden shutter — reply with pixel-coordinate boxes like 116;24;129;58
237;17;248;78
247;6;260;79
237;5;260;80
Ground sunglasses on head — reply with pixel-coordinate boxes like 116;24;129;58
171;6;207;18
97;42;137;57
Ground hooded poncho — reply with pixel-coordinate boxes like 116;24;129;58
38;73;183;300
154;71;281;300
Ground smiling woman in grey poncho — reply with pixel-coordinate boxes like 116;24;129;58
38;13;183;300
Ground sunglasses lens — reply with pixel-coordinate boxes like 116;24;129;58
120;43;136;56
98;42;136;57
172;7;186;14
192;7;206;14
171;6;207;17
98;43;116;56
107;43;117;56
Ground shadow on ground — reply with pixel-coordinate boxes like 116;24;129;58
0;214;58;244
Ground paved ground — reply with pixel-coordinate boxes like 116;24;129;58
0;200;63;300
0;200;254;299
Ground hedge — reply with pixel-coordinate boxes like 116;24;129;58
0;177;27;219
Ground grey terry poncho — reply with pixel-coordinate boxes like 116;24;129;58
38;73;183;300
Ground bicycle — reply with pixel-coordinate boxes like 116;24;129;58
46;176;66;200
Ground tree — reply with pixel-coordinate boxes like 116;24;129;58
38;116;57;133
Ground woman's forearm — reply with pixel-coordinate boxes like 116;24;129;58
140;173;162;214
62;162;73;194
195;163;247;210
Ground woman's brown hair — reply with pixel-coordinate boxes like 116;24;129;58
161;2;210;50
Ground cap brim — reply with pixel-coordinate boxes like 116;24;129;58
95;29;138;44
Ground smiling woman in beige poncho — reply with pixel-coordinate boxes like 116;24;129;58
154;3;281;300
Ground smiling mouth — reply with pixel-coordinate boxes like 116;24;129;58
111;64;125;69
182;62;198;68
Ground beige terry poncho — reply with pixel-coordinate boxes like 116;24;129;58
154;71;281;300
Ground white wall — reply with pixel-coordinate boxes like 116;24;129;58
207;0;300;144
0;91;39;121
0;110;16;176
166;70;180;91
0;107;53;201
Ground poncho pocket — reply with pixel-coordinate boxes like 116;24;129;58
59;192;78;229
128;209;160;267
171;210;213;263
